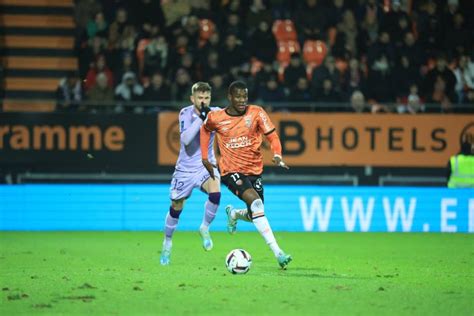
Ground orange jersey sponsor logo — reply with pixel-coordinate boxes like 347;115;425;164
204;105;275;176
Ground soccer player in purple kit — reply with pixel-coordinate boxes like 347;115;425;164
160;82;221;266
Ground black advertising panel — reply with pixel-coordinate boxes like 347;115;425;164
0;113;157;169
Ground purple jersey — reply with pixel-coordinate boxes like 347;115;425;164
174;105;217;172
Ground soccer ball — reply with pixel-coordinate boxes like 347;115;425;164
225;249;252;274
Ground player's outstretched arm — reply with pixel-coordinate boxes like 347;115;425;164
200;125;216;179
266;131;290;169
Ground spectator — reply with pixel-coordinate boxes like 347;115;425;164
180;15;200;51
87;11;108;39
315;79;342;107
258;75;286;103
246;0;273;34
288;77;312;103
56;72;83;112
201;50;223;80
357;0;380;54
426;76;453;113
255;62;278;92
341;57;366;97
380;0;409;44
367;31;395;67
219;34;248;75
115;72;144;102
223;13;246;41
199;31;221;65
416;1;442;57
130;0;165;39
161;0;191;28
397;84;425;114
284;53;307;90
444;13;470;57
172;68;192;101
114;52;139;87
423;54;456;103
209;74;228;105
399;32;424;69
109;7;134;40
442;0;461;35
311;55;341;92
142;72;171;104
248;20;277;64
87;72;115;113
189;0;214;20
327;0;349;27
144;35;169;76
391;15;411;48
349;90;369;113
294;0;330;42
85;54;114;91
75;0;102;31
367;54;395;104
177;52;198;81
333;10;358;58
392;55;421;99
79;36;107;78
453;55;474;104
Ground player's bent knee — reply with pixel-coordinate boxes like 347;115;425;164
208;192;221;205
250;198;265;219
169;206;182;219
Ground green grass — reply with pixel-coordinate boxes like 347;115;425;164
1;232;473;315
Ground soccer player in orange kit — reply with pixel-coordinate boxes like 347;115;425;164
200;80;292;269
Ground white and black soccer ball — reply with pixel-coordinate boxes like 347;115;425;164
225;249;252;274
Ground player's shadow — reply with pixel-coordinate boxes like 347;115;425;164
279;268;369;280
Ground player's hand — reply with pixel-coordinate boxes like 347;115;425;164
202;159;216;179
198;102;210;121
272;155;289;169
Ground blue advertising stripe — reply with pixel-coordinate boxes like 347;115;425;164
0;185;472;232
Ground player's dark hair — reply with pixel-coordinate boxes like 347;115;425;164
191;82;212;94
228;81;247;95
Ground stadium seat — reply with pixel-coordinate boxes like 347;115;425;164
272;19;297;42
199;19;215;41
276;40;301;64
136;38;150;76
303;40;327;67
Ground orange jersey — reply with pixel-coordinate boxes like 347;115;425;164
203;105;276;176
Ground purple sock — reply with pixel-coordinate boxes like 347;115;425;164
164;207;180;244
201;198;219;229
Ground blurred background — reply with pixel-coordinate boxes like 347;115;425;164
0;0;473;188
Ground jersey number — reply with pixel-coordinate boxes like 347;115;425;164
230;173;240;182
173;179;184;191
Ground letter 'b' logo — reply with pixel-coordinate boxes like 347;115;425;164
166;120;180;155
460;122;474;146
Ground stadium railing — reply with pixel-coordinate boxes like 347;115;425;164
378;175;447;187
15;172;359;186
1;99;473;113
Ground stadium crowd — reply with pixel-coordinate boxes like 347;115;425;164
60;0;474;113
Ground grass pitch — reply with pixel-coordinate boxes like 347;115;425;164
1;232;473;315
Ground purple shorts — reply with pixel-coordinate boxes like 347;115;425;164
169;166;220;200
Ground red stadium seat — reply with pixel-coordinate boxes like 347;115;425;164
276;40;301;64
272;19;297;42
303;40;327;67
